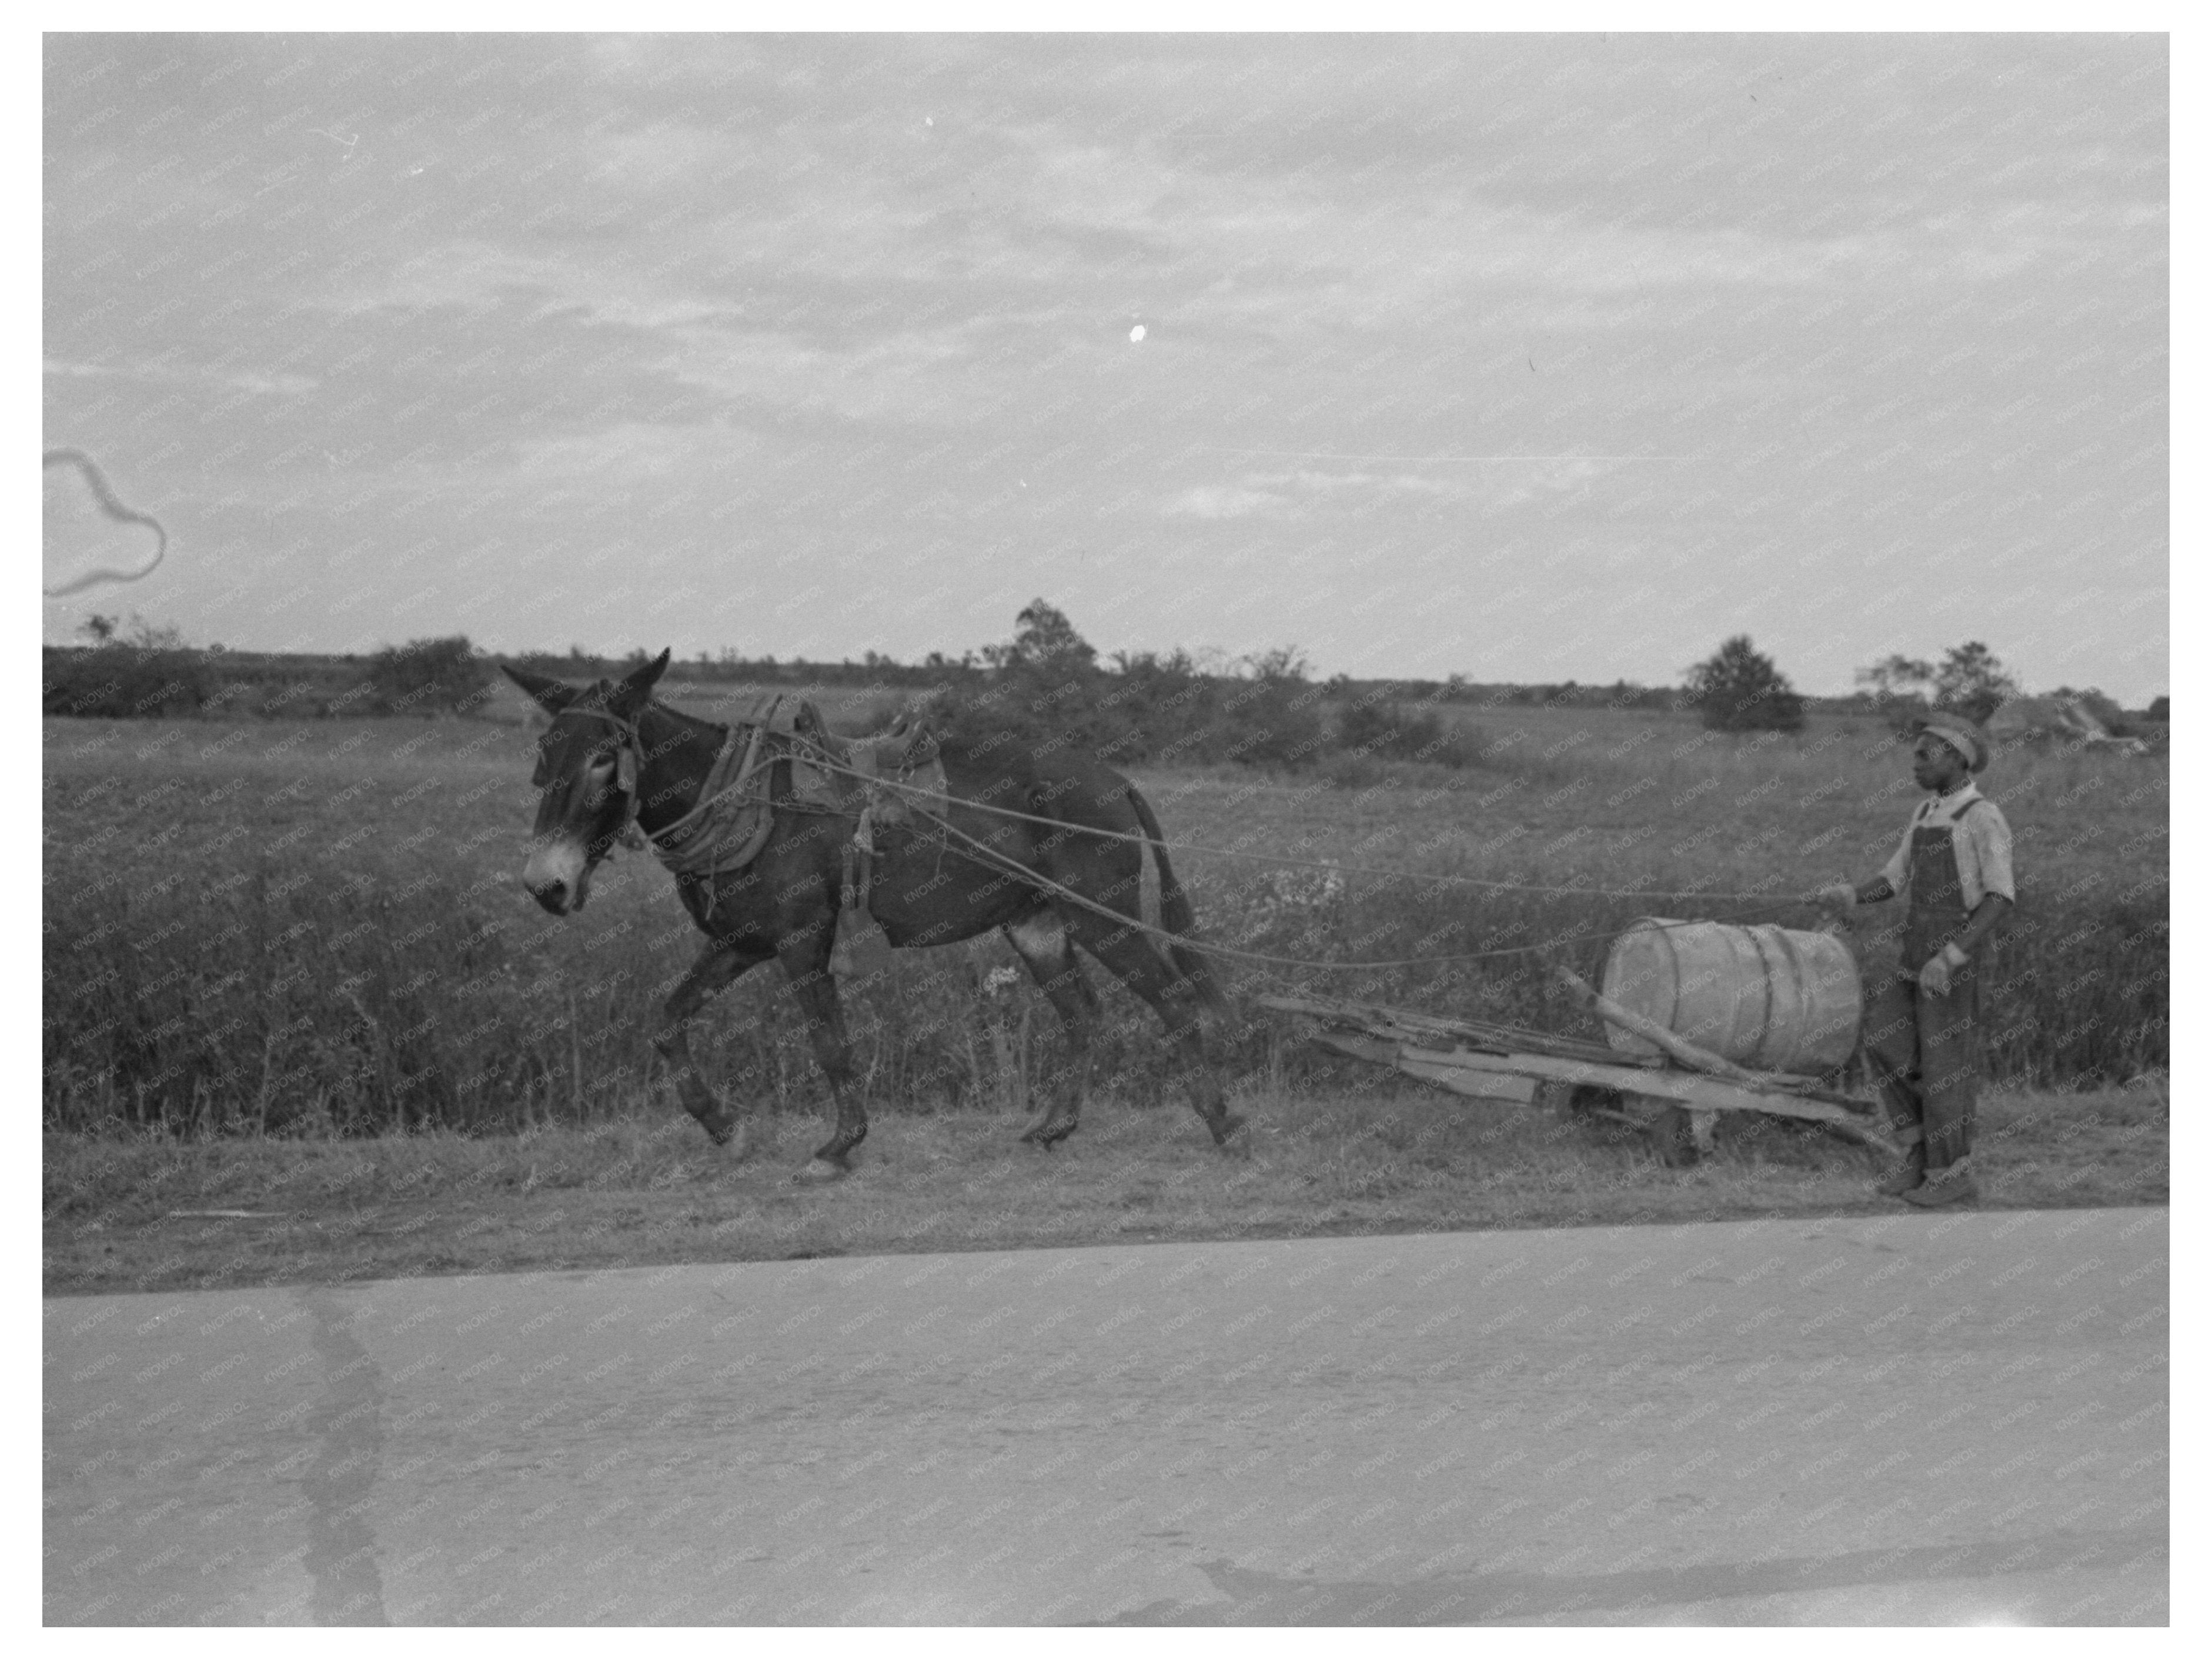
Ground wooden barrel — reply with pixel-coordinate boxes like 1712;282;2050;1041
1599;918;1861;1075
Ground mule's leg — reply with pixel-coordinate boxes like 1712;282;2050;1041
1062;909;1244;1148
653;941;773;1150
777;923;868;1179
1002;908;1101;1149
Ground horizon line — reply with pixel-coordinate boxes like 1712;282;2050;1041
1202;449;1687;463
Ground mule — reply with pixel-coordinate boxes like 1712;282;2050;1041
503;650;1244;1179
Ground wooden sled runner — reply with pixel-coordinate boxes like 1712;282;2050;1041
1260;972;1897;1164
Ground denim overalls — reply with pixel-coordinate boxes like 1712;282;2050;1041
1863;812;1986;1184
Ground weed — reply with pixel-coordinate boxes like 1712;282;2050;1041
42;710;2167;1139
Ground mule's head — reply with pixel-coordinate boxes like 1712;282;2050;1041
502;650;670;915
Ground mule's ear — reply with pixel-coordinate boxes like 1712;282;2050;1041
503;663;579;716
610;648;671;715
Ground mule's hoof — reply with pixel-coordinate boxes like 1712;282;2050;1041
1210;1112;1249;1148
793;1156;851;1184
1021;1118;1077;1149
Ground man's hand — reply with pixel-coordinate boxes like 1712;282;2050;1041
1917;942;1969;998
1808;882;1857;917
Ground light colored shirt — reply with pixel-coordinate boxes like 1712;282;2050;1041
1880;782;2016;911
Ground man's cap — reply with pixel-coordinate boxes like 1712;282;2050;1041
1913;709;1989;773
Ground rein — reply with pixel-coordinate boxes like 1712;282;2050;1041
550;704;1807;977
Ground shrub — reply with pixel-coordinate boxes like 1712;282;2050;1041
925;600;1116;759
42;617;213;718
368;635;496;717
1209;647;1326;768
1933;641;2020;725
1859;643;2022;734
924;603;1325;771
1093;647;1218;764
1686;635;1805;733
1334;695;1474;767
1855;653;1933;735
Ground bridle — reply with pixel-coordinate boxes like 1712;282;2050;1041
537;697;796;868
537;702;649;854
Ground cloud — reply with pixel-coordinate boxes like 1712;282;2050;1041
43;358;316;396
1160;485;1290;520
1255;467;1475;504
513;423;703;482
318;231;990;426
660;323;975;424
496;423;774;519
38;35;2167;698
1168;457;1623;521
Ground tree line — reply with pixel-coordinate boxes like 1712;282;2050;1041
1685;634;2163;737
46;605;2164;755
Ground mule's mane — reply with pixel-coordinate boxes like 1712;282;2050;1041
642;697;726;737
556;686;720;738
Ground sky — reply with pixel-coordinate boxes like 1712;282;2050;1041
42;33;2170;700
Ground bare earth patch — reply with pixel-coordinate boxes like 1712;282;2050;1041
44;1082;2166;1295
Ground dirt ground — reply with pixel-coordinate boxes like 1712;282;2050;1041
44;1081;2167;1296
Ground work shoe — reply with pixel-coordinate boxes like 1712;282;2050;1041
1875;1146;1926;1198
1901;1172;1979;1208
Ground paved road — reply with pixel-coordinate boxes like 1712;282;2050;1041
46;1209;2166;1625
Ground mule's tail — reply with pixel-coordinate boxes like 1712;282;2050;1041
1125;783;1231;1015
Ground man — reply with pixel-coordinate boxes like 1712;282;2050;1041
1815;711;2015;1206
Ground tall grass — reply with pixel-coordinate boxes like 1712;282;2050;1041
42;711;2166;1136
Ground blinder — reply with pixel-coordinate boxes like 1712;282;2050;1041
536;700;647;847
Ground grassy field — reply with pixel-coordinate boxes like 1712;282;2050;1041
44;1079;2168;1295
42;694;2166;1290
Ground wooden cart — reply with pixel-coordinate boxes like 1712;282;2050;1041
1259;974;1895;1165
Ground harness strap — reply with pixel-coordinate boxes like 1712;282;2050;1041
843;804;877;918
550;697;922;921
646;724;753;860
